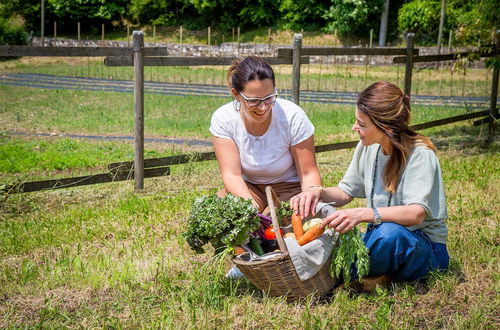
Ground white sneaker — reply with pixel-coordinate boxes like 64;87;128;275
225;265;245;279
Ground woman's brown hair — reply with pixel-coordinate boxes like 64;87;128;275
227;56;275;92
357;81;436;193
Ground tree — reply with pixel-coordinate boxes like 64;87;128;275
323;0;385;39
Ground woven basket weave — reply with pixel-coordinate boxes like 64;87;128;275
233;186;337;301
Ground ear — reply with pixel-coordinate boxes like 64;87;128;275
230;88;239;99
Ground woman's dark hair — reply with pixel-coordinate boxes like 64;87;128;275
227;56;275;92
357;81;436;193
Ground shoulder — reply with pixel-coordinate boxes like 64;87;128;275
211;101;239;124
275;98;308;118
409;144;438;163
405;144;440;173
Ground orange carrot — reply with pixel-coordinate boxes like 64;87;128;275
233;246;245;255
291;213;304;239
297;223;325;246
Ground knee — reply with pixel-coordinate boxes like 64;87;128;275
365;223;411;249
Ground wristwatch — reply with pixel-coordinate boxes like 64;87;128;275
372;207;382;225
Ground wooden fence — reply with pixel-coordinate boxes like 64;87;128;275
0;31;498;194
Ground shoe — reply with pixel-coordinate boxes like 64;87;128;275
335;274;391;293
225;265;245;279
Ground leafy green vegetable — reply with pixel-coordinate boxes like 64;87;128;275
183;193;261;254
330;227;370;283
276;201;293;224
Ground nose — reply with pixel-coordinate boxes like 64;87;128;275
257;101;267;110
352;122;358;131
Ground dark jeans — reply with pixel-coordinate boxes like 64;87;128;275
360;222;449;282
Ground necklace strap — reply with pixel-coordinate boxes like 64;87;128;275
370;145;392;208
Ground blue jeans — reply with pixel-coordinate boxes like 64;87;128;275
358;223;449;282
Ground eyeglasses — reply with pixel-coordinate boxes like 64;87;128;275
239;89;278;108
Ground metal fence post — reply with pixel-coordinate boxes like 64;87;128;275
489;30;499;138
292;33;303;105
404;33;415;97
133;31;145;190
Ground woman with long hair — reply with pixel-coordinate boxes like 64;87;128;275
291;81;449;289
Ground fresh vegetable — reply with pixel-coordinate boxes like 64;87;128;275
291;214;304;239
264;226;283;240
183;193;260;254
297;223;325;246
302;218;323;232
234;246;246;255
249;237;265;256
331;228;370;283
276;201;293;223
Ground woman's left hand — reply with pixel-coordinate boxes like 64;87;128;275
290;190;320;218
321;208;369;234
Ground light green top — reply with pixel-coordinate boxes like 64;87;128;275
338;141;448;244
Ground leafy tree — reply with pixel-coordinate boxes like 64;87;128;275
398;0;441;45
129;0;195;26
399;0;498;46
0;17;27;45
279;0;329;31
323;0;385;39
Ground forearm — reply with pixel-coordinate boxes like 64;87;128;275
375;204;426;226
300;170;322;191
221;173;253;200
354;204;426;226
321;187;353;207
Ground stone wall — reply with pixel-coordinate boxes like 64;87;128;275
31;37;485;67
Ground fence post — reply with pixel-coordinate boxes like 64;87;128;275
179;26;183;56
54;21;56;40
404;33;415;97
489;30;499;138
292;33;303;105
78;22;81;45
41;0;45;47
101;24;105;46
133;31;145;191
237;27;240;57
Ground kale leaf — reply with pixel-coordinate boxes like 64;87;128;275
183;193;260;254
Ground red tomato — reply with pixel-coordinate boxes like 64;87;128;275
264;227;283;240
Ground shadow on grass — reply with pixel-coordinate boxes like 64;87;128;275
430;124;499;155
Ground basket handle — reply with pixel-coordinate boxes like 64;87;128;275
265;186;288;253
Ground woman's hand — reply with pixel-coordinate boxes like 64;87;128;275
290;189;321;218
321;208;371;234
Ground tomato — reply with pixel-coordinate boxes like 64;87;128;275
264;226;283;240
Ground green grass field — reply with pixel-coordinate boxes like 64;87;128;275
0;58;499;327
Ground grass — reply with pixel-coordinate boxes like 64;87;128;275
1;56;493;97
0;59;499;327
0;125;498;328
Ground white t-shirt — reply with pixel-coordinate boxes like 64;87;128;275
209;98;314;184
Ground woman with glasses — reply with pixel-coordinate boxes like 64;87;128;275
210;56;321;213
290;81;449;290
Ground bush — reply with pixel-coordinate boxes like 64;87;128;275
0;18;27;45
398;0;441;45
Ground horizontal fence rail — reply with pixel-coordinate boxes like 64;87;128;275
393;47;499;64
104;56;310;67
278;47;419;57
0;45;168;57
2;109;490;194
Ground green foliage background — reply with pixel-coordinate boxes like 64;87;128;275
0;0;497;45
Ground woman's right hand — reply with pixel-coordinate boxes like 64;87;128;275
289;189;321;218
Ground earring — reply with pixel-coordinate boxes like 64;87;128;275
233;100;241;112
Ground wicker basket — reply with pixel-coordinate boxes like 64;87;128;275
233;186;338;301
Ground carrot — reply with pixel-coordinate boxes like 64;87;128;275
291;213;304;239
233;246;246;255
297;223;325;246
